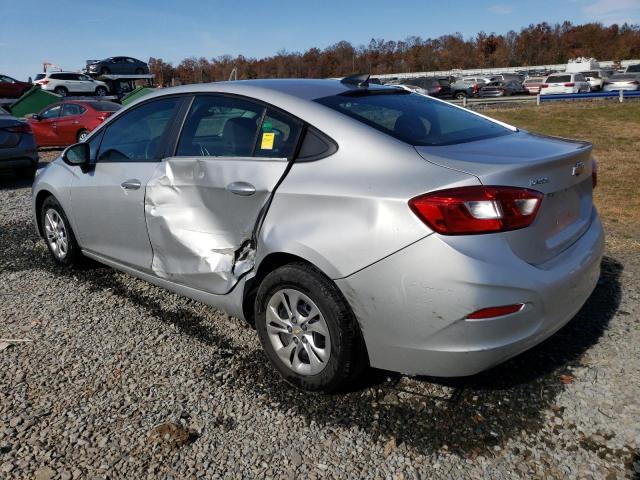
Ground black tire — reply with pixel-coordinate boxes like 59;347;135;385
95;86;108;97
77;129;90;142
53;86;67;97
454;91;467;100
255;262;367;393
135;68;144;74
100;67;110;75
40;196;84;268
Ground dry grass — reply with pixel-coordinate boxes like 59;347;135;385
485;101;640;251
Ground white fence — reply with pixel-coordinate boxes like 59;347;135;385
371;59;640;80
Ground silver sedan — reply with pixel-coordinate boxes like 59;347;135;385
31;77;604;392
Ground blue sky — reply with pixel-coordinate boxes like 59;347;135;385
1;0;638;80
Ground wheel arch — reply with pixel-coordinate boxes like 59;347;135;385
242;251;338;327
34;189;55;237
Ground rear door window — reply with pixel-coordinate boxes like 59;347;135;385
253;108;303;158
315;90;512;146
61;104;86;116
176;95;264;157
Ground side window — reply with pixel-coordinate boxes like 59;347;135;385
62;104;85;116
253;108;303;159
41;105;61;119
176;95;264;157
97;97;181;162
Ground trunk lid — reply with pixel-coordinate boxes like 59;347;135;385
415;131;594;264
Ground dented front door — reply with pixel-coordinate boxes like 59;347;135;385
144;156;289;294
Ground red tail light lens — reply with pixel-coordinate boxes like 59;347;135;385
630;80;639;85
467;304;524;320
409;186;544;235
4;123;32;134
591;158;598;189
540;84;548;88
36;80;49;85
564;82;575;87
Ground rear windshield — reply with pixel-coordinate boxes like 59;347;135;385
90;101;121;112
547;75;571;82
315;91;512;146
627;64;640;72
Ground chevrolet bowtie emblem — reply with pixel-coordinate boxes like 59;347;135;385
572;161;585;176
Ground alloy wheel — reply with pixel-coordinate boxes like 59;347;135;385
265;289;331;376
44;209;68;259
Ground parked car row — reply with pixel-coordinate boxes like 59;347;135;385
385;67;640;100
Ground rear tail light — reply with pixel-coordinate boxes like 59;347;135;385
540;84;548;88
592;158;598;189
564;82;575;87
466;304;524;320
3;123;32;134
36;80;49;85
630;80;639;85
409;186;544;235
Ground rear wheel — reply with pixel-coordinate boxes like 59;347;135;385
100;67;110;75
95;86;108;97
40;196;84;267
255;262;367;393
53;86;67;97
135;68;144;74
454;91;467;100
77;129;90;142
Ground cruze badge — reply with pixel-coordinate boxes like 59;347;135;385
572;161;585;176
529;177;549;186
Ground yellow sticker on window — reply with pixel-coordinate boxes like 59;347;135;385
261;132;275;150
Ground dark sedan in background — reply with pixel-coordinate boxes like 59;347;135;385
479;80;528;97
0;107;38;179
85;57;149;76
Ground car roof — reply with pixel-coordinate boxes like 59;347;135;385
133;78;397;103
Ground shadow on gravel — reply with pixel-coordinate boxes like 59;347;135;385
1;215;624;457
0;172;34;191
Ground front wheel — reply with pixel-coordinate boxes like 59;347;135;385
454;91;467;100
95;86;108;97
40;196;84;267
255;263;367;393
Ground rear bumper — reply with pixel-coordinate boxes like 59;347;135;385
602;85;639;92
336;210;605;376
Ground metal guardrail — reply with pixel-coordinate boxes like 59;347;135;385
447;90;640;108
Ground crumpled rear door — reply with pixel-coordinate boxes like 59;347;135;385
144;155;289;294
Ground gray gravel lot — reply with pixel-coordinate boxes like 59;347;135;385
1;152;639;479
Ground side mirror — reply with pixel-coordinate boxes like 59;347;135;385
62;142;91;173
31;113;41;121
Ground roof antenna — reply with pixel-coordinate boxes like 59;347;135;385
341;73;370;87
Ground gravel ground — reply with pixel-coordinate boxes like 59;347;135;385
1;152;639;479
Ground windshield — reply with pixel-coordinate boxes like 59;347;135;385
315;91;512;146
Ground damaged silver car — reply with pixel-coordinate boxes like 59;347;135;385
32;76;604;392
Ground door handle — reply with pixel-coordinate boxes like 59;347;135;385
226;181;256;196
121;179;141;190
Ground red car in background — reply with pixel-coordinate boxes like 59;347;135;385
0;74;32;98
27;100;121;147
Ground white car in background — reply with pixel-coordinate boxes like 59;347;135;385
540;73;590;95
602;74;640;92
582;71;605;91
34;72;109;97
